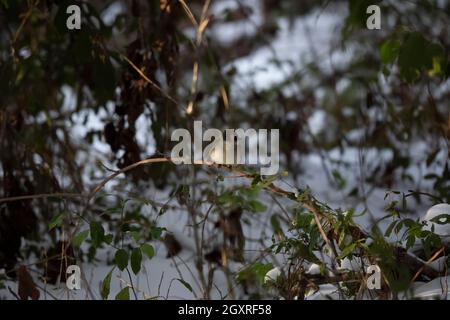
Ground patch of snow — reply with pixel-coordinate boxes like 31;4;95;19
264;267;281;284
306;263;320;275
428;256;449;273
305;284;339;300
338;257;364;272
422;203;450;238
411;276;450;300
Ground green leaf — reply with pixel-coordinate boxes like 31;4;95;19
130;231;140;242
385;221;397;237
270;215;282;235
248;200;267;212
49;213;63;230
92;57;116;105
398;32;445;82
252;175;277;188
427;43;445;76
380;39;400;65
395;220;404;234
101;268;114;300
237;262;273;285
115;249;129;271
0;0;9;9
150;227;166;240
430;214;450;225
339;243;357;259
217;191;235;204
141;244;155;259
90;221;105;247
293;212;313;229
332;170;347;190
402;218;417;229
398;32;428;82
73;230;89;247
406;235;416;249
115;287;130;300
104;234;114;245
130;247;142;274
176;279;193;292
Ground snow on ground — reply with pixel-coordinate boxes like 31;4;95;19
1;1;449;300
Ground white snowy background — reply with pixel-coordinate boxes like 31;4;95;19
1;0;449;300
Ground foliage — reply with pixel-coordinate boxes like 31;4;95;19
0;0;449;300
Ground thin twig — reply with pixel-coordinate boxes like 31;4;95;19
0;192;84;203
411;247;445;282
121;55;178;106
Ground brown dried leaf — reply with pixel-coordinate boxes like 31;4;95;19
17;266;40;300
